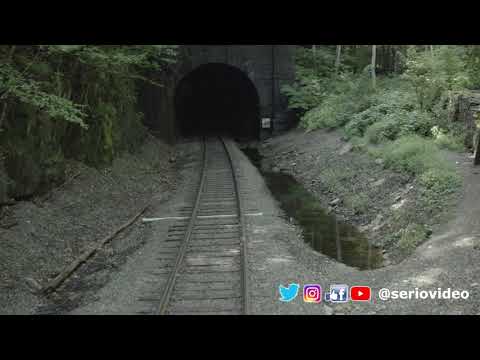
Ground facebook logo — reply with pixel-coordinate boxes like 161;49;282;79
325;285;349;303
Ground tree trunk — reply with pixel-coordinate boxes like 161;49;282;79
0;46;17;130
335;45;342;73
371;45;377;89
0;100;8;130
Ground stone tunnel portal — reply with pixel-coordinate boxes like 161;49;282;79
175;63;261;139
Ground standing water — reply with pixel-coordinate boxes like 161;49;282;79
242;147;384;271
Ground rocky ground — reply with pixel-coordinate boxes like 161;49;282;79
69;139;203;315
2;129;479;315
0;135;177;314
257;128;462;265
245;128;480;315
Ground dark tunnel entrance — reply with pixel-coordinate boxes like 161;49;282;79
175;63;261;139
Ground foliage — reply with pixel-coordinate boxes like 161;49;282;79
299;71;375;131
373;135;448;174
44;45;178;86
397;224;429;253
346;91;435;140
0;44;179;199
402;46;471;112
0;45;178;131
301;92;355;131
431;126;465;151
0;62;88;128
362;109;435;143
285;45;475;149
280;47;361;113
281;78;325;113
281;47;336;112
282;45;472;256
370;135;462;208
465;45;480;89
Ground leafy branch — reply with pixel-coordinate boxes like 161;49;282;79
0;62;88;129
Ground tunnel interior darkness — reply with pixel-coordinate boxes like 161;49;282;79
175;63;261;139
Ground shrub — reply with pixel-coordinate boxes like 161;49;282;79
299;71;379;132
431;126;465;151
365;119;400;144
372;135;462;205
420;168;462;195
403;46;471;112
344;87;418;138
398;224;429;253
281;47;339;113
378;135;444;175
300;93;356;131
281;77;326;113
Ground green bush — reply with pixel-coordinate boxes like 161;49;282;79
377;135;447;175
299;72;375;132
343;85;437;140
365;109;435;140
419;169;462;195
398;224;429;253
431;126;465;151
281;79;325;113
286;45;469;155
281;47;339;113
365;119;400;144
466;46;480;89
373;135;462;200
403;46;471;112
301;93;356;131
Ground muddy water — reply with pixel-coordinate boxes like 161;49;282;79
242;147;384;271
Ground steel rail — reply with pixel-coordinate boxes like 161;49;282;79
155;138;207;315
220;137;250;315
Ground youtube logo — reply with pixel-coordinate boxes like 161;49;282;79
350;286;372;302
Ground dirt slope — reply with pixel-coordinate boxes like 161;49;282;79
0;136;177;314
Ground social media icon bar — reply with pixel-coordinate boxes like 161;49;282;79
351;286;372;302
328;285;349;303
280;283;372;304
303;285;322;303
279;284;300;302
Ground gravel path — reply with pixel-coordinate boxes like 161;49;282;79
0;136;177;314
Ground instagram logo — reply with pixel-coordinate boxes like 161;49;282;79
303;285;322;303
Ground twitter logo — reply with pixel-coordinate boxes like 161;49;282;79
279;284;300;302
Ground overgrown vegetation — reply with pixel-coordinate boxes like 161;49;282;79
284;46;478;137
282;45;478;251
397;223;430;255
0;45;179;199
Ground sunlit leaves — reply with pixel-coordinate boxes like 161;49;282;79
0;62;88;129
0;45;179;130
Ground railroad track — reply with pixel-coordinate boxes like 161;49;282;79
153;137;250;315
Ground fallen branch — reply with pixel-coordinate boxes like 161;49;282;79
40;203;150;295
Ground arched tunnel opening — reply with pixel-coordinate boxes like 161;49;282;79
175;63;261;140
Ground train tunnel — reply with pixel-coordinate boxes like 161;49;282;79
175;63;261;139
